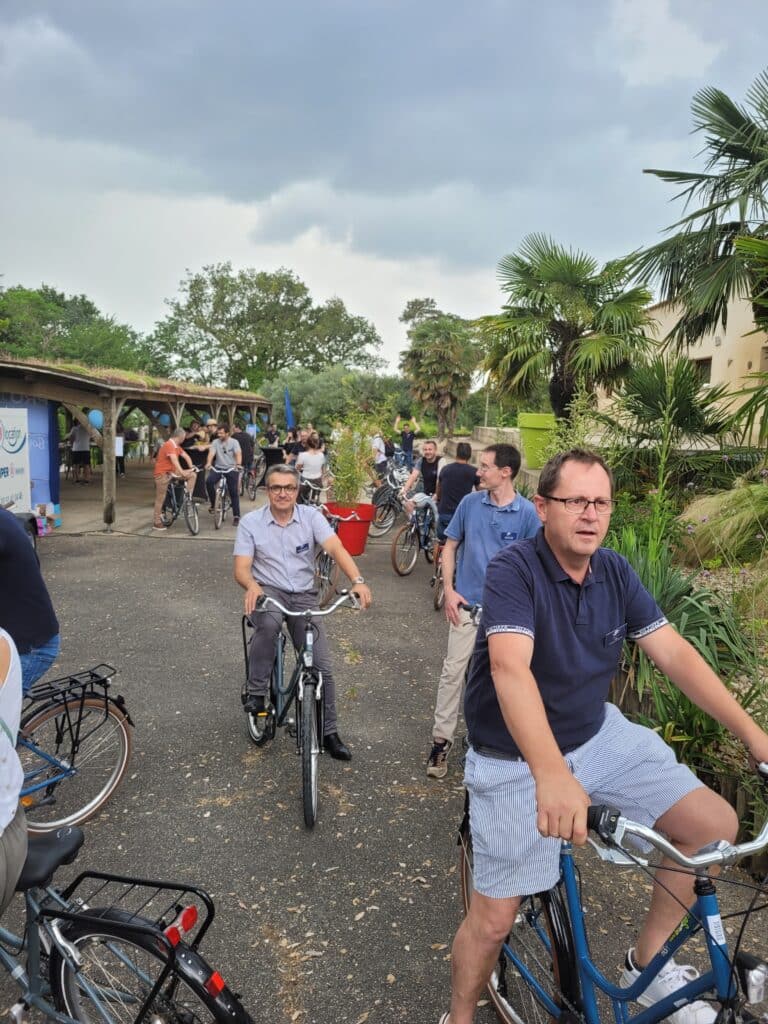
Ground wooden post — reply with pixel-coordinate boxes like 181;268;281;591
102;395;117;532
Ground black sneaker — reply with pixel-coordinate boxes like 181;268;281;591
244;695;266;715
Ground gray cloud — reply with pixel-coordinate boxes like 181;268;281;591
2;0;768;277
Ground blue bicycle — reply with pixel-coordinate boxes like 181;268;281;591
391;493;438;576
459;764;768;1024
17;666;133;833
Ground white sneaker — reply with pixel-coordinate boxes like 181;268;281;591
620;950;717;1024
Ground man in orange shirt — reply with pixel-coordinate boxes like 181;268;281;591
153;427;195;530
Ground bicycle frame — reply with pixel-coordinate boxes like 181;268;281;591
513;845;741;1024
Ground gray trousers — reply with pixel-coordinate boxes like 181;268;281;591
247;586;339;736
0;805;27;915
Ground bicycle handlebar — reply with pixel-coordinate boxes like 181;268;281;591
320;504;362;522
588;762;768;869
458;602;483;626
255;590;361;618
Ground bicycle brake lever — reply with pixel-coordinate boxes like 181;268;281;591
255;594;267;609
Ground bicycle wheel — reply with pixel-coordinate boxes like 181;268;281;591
160;501;174;528
423;515;437;564
18;697;132;833
299;680;320;828
252;452;266;489
433;561;445;611
315;550;339;609
458;820;580;1024
50;909;253;1024
369;501;397;537
391;523;419;576
214;485;225;529
246;471;258;501
183;494;200;536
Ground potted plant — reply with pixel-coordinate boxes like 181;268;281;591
326;417;377;555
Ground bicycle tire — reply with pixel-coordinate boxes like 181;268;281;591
391;523;419;576
423;515;437;564
214;486;225;529
184;495;200;536
300;680;320;828
252;452;266;488
458;818;580;1024
160;504;174;528
369;501;397;537
246;471;258;501
315;550;339;609
18;696;132;833
50;908;253;1024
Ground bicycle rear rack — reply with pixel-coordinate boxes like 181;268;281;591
53;870;216;952
24;666;117;706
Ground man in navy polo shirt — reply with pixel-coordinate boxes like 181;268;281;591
426;444;540;779
445;449;768;1024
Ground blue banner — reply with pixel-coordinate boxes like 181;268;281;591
284;387;295;429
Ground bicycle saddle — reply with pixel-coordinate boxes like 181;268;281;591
15;826;84;891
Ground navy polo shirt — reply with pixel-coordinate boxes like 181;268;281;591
0;509;59;654
464;530;667;757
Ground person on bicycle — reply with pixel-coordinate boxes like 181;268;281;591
233;465;372;761
154;427;196;531
0;507;60;692
205;424;243;525
445;448;768;1024
400;440;444;504
0;628;27;913
426;444;539;780
434;442;478;541
296;432;326;503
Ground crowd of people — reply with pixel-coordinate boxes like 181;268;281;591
4;423;768;1024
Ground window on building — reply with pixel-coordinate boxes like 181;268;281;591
692;357;712;385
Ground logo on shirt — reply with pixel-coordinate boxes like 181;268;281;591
296;542;309;553
500;531;518;541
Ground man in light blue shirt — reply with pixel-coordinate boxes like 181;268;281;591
233;465;372;760
426;444;540;779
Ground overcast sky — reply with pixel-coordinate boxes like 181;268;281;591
2;0;767;368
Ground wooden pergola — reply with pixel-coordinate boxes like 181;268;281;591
0;356;271;530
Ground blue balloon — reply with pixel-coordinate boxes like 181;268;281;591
201;413;210;425
159;413;171;427
87;409;104;430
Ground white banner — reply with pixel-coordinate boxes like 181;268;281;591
0;408;32;511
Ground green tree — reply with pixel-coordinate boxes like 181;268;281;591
631;71;768;348
399;315;479;438
160;263;381;389
399;297;441;326
480;235;653;419
0;284;169;374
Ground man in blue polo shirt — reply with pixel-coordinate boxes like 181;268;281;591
445;449;768;1024
426;444;540;779
233;464;372;761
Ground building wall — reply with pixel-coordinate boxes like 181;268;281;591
647;297;768;389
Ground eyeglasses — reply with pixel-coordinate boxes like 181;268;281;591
268;484;298;494
542;496;615;515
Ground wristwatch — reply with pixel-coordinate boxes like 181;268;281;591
352;576;365;585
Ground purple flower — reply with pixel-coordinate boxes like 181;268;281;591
701;516;709;524
701;569;712;578
686;524;695;535
760;468;768;478
722;454;730;462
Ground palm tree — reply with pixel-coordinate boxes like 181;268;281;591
480;234;653;419
631;71;768;349
399;315;479;438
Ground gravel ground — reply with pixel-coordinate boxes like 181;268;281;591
1;529;767;1024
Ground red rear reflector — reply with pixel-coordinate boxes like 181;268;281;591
180;906;198;932
205;972;225;998
163;926;181;947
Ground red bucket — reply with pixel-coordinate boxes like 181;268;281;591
324;502;375;556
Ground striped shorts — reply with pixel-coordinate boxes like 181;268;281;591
465;703;703;899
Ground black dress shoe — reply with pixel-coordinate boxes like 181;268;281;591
324;732;352;761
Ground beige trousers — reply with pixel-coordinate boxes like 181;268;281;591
432;608;478;744
153;472;172;526
0;805;27;914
